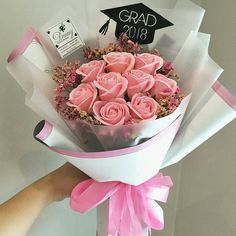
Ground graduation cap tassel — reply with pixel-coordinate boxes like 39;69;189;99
99;18;110;35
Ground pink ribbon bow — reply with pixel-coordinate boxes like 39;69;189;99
70;173;173;236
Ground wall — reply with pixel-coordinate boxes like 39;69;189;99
175;0;236;235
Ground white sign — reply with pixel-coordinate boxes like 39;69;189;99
47;18;85;58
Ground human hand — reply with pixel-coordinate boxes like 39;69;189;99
0;163;88;236
33;163;89;204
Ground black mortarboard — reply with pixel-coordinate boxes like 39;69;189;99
99;3;174;44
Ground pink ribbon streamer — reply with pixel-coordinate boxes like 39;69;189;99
70;173;173;236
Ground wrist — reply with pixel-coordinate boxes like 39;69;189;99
45;163;89;202
32;175;56;207
31;163;89;204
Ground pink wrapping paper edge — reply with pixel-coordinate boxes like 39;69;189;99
35;121;53;141
36;115;182;159
212;80;236;111
7;28;37;63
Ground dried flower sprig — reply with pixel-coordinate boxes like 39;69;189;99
60;107;101;125
157;61;179;81
149;49;161;57
149;50;179;80
116;33;142;54
83;33;142;61
53;61;82;111
52;60;80;84
156;93;184;118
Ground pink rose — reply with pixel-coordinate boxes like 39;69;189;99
150;74;179;99
123;69;155;98
135;53;164;75
93;98;130;126
103;52;135;73
128;94;159;121
76;60;105;83
94;72;128;101
67;83;97;112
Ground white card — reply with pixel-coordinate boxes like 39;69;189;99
47;18;85;58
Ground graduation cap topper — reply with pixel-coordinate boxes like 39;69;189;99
99;3;174;45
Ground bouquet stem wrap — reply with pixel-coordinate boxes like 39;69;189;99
71;173;173;236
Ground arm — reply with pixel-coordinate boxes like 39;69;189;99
0;163;88;236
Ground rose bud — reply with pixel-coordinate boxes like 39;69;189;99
103;52;135;73
123;69;155;98
94;72;128;101
93;98;130;126
76;60;105;83
135;53;164;75
67;82;97;112
128;93;160;122
150;74;179;99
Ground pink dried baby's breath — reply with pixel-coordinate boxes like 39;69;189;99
53;61;82;111
149;49;161;57
156;93;184;118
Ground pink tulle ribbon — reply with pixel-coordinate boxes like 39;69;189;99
70;173;173;236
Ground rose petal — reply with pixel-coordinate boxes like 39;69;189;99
67;83;97;112
82;68;98;83
93;80;109;92
76;69;87;77
99;84;123;101
103;52;135;73
135;54;164;75
76;61;105;82
128;94;158;121
94;73;128;101
92;99;130;125
92;101;107;117
127;81;149;98
106;63;130;73
124;70;155;98
135;56;147;68
151;74;178;98
127;102;144;120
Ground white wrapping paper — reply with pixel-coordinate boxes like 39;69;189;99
162;82;236;168
34;111;185;185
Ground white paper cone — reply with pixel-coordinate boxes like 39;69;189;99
162;81;236;168
34;111;185;185
173;31;224;122
34;120;81;151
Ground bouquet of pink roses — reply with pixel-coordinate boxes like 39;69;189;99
52;34;187;152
